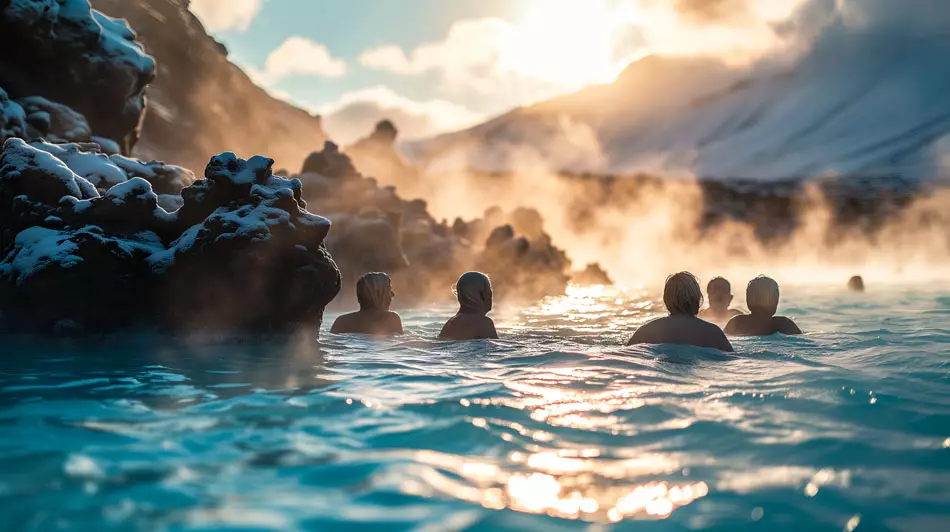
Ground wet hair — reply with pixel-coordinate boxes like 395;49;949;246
356;272;393;311
455;271;493;314
746;275;780;315
664;272;703;316
847;275;865;292
707;277;731;296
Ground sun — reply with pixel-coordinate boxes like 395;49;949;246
500;0;631;88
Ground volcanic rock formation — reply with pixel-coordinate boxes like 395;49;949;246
0;141;341;333
0;0;342;334
0;0;156;154
296;141;572;306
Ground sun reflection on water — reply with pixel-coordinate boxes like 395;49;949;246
406;285;711;523
411;447;708;522
510;284;658;333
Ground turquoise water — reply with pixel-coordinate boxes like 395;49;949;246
1;285;949;531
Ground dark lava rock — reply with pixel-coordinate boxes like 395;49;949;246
0;140;341;334
571;263;614;286
0;0;156;154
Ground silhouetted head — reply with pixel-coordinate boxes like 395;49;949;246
455;271;493;314
356;272;394;311
847;275;865;292
747;276;780;316
664;272;703;316
706;277;733;311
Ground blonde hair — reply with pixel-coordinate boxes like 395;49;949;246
356;272;392;310
746;275;780;315
455;271;492;313
664;272;703;316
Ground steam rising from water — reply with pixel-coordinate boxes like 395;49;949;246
380;163;950;290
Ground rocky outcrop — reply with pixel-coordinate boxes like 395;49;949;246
572;263;613;286
454;208;573;301
0;0;156;154
345;120;421;195
0;140;341;334
90;0;330;173
295;140;574;305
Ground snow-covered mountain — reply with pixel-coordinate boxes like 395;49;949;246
409;0;950;181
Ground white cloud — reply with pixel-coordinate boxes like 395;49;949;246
188;0;262;33
263;36;347;81
359;0;808;98
359;45;420;76
318;86;484;145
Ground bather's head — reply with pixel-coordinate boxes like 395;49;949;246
746;275;780;316
706;277;733;312
356;272;394;311
847;275;865;292
664;272;703;317
455;271;493;315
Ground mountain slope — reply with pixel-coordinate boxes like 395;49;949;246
406;56;739;173
91;0;328;172
410;2;950;181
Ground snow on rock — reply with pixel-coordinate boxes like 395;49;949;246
0;0;156;154
154;152;339;331
0;225;158;332
0;139;100;250
29;141;128;191
22;139;195;198
0;143;341;334
109;155;195;195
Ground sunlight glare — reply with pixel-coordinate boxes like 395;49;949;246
505;0;632;87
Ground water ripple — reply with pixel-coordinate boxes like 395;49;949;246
0;285;949;530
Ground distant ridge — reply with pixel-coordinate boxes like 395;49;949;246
92;0;328;172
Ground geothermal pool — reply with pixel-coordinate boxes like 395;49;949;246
1;285;948;531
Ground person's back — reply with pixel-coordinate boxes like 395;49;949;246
331;309;402;336
698;277;743;327
627;272;734;352
629;314;734;351
439;272;498;340
724;276;801;337
331;273;403;336
439;312;497;340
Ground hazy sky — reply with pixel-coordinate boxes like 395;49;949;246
189;0;805;143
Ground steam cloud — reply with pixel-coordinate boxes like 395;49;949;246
358;0;950;289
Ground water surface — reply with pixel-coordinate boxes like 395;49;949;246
1;285;949;531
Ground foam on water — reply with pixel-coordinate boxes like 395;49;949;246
1;285;949;531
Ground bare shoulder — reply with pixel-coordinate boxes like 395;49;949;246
481;316;499;339
627;317;663;345
330;312;357;333
387;311;404;333
697;317;726;333
774;316;802;335
723;314;748;335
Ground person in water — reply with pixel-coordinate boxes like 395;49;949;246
847;275;865;292
699;277;743;326
724;276;802;336
627;272;734;351
330;272;403;336
439;271;499;340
